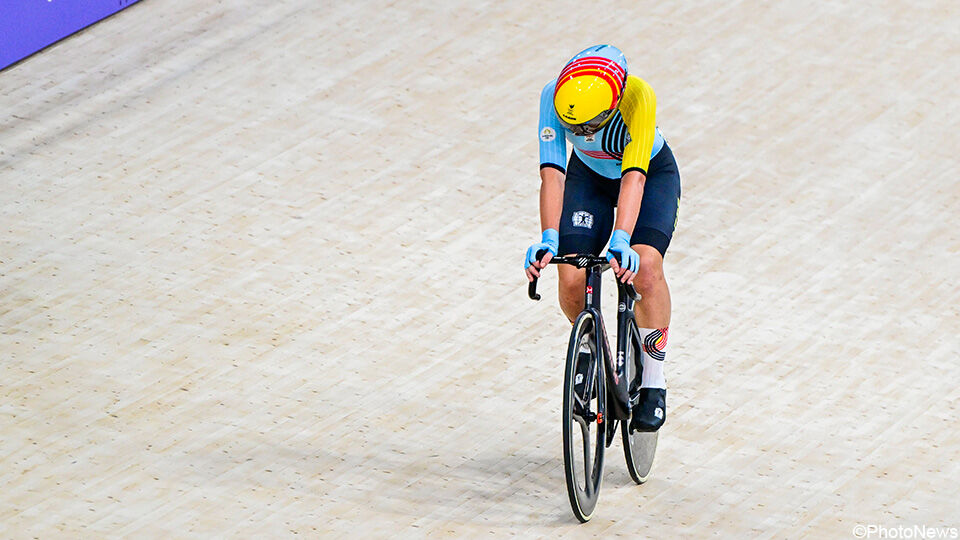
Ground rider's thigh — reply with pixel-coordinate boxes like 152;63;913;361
630;244;665;292
558;264;586;293
557;264;587;320
629;143;681;257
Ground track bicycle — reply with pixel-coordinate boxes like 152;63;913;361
528;253;658;522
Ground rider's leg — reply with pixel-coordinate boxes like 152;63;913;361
631;245;671;329
558;265;586;322
559;264;589;398
626;143;681;432
631;244;669;391
628;241;672;432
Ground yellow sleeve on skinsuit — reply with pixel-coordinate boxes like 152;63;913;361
619;75;657;176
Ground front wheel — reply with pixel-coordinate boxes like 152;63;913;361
621;326;658;484
563;311;606;522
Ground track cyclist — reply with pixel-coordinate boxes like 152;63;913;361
524;45;681;433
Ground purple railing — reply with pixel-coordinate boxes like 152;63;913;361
1;0;143;71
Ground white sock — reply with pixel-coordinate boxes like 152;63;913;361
639;327;668;389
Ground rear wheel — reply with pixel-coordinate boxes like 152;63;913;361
563;311;606;522
621;327;658;484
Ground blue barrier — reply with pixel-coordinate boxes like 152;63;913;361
1;0;143;71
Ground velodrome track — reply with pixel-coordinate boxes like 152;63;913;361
2;1;957;536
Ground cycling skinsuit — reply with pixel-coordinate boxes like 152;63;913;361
538;75;681;256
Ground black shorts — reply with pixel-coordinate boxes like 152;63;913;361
558;142;681;257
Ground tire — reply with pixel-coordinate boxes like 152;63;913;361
621;325;658;484
563;311;606;522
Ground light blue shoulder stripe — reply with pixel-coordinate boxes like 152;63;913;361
538;79;567;170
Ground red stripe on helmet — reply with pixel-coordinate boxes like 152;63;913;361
559;56;625;81
556;68;622;109
566;69;623;97
555;56;625;109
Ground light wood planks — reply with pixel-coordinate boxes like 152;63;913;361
1;0;957;536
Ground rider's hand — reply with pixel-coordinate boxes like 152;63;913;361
524;228;559;282
606;229;639;284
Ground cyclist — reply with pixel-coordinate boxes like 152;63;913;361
523;45;680;433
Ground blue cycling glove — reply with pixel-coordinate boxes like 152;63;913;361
606;229;639;273
524;228;559;269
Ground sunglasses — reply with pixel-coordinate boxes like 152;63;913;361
557;108;616;137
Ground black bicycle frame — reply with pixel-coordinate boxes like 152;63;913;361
528;254;638;420
616;277;644;400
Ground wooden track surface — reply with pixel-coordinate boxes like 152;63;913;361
2;1;958;536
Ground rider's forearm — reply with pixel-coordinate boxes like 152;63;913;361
614;170;645;234
539;167;565;231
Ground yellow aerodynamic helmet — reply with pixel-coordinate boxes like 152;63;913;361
553;45;628;136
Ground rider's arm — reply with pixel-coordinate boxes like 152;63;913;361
607;76;657;278
538;79;567;233
539;166;564;231
613;75;657;235
614;169;645;234
524;80;568;278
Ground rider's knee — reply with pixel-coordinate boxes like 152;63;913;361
632;246;664;293
558;274;580;300
558;267;584;302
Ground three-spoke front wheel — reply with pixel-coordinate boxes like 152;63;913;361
562;311;606;522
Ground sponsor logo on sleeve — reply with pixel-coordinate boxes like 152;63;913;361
540;127;556;142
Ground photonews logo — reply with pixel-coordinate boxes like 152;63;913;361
852;524;959;539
